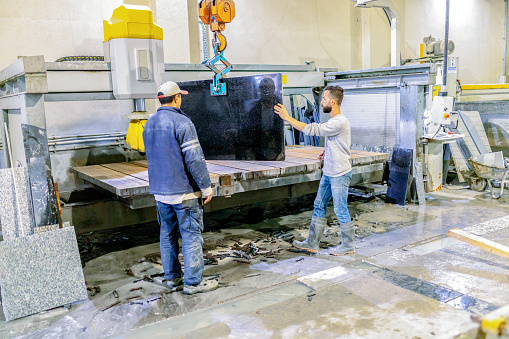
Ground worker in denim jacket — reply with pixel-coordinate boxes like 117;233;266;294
143;81;218;294
274;85;355;256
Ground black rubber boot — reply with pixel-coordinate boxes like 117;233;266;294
292;216;327;254
329;221;355;256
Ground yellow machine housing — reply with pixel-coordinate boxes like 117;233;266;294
103;4;165;100
103;4;165;151
103;4;163;41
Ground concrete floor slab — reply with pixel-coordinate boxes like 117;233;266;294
3;185;509;338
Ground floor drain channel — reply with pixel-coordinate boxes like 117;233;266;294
356;261;499;315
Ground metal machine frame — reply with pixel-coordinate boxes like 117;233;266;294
0;56;60;228
0;58;452;230
325;63;439;192
1;56;358;232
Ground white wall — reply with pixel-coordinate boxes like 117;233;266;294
156;0;196;63
0;0;192;68
0;0;122;65
359;7;392;69
401;0;505;84
224;0;358;69
0;0;506;84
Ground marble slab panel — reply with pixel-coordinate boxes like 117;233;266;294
0;227;87;321
0;167;35;240
178;74;285;161
27;156;60;227
22;124;49;159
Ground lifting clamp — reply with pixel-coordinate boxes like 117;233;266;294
199;0;235;95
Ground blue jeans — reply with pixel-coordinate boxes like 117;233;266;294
313;172;352;224
156;199;204;286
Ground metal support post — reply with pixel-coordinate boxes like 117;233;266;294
0;56;60;227
441;0;450;94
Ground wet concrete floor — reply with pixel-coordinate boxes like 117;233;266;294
2;184;509;338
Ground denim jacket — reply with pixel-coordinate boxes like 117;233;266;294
143;106;211;196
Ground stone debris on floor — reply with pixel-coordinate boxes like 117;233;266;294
2;186;509;338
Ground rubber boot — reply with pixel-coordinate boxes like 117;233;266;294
292;216;326;254
329;221;355;256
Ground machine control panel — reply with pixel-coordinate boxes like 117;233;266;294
430;96;454;126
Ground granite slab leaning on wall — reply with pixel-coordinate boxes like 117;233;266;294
0;167;36;240
0;226;88;321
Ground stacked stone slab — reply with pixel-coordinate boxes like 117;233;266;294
0;168;87;321
0;168;36;239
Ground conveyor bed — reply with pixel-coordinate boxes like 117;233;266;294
73;146;389;209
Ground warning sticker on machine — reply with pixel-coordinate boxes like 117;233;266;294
448;56;457;73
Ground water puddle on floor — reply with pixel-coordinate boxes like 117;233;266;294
250;256;340;277
112;282;311;339
445;295;499;314
406;236;463;255
355;262;500;316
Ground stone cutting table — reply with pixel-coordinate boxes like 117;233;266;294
73;146;389;210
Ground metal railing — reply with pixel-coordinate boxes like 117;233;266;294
47;132;126;152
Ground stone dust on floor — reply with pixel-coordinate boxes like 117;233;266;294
2;185;509;338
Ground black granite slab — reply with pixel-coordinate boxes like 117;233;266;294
386;148;413;206
178;74;284;161
23;124;60;227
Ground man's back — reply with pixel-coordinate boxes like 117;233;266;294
143;106;211;196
